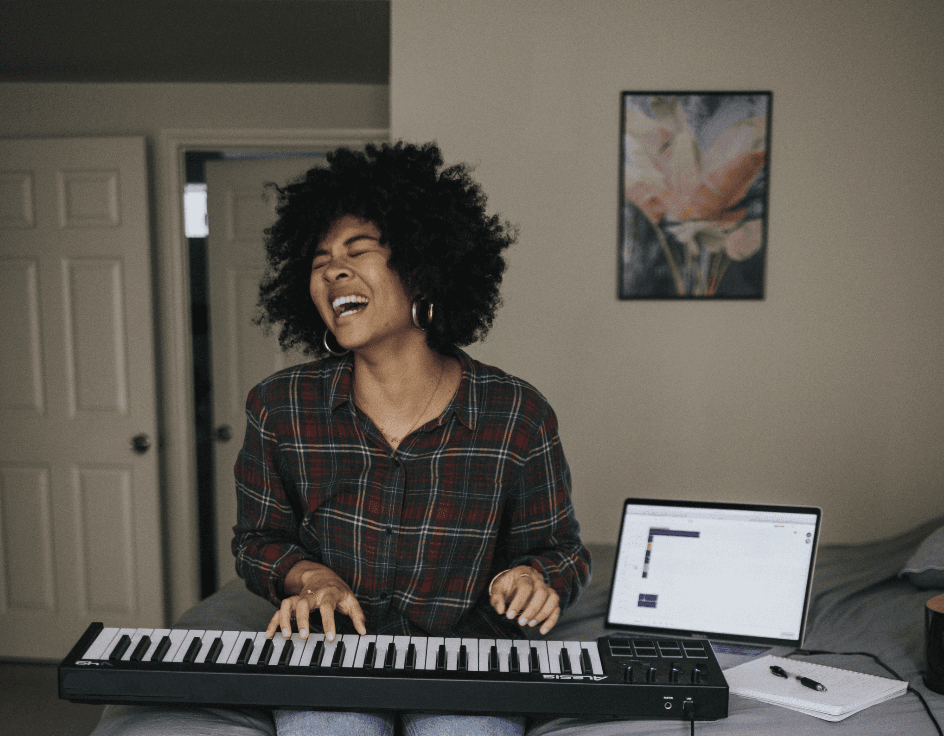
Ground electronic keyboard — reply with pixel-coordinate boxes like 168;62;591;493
59;623;729;720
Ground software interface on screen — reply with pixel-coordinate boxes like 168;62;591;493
608;504;818;641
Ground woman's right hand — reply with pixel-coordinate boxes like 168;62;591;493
265;562;367;642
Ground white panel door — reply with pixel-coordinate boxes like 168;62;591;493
0;137;163;660
206;157;323;589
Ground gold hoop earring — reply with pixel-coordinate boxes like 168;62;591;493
411;298;434;331
322;330;349;357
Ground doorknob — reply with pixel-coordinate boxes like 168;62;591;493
214;425;233;442
131;433;151;454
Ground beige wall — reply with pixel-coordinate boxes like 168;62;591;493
0;82;388;137
391;0;944;544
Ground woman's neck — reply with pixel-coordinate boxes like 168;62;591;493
351;341;458;449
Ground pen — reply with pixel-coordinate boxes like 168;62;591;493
770;665;827;691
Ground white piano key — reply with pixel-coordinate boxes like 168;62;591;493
374;635;395;668
172;630;205;664
195;630;223;663
463;637;480;671
341;634;360;667
320;637;340;667
266;635;288;665
246;632;269;665
81;627;120;660
443;637;462;671
563;641;585;674
478;639;496;671
497;639;516;673
120;629;153;661
215;631;241;664
159;629;191;662
582;641;604;675
297;633;325;666
511;640;530;672
142;629;171;662
423;637;444;671
225;631;257;665
393;636;412;669
353;634;377;668
103;628;140;660
529;641;550;673
410;636;428;670
285;633;309;666
545;640;563;674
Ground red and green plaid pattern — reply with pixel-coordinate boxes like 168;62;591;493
233;351;590;638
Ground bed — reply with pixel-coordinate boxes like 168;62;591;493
89;514;944;735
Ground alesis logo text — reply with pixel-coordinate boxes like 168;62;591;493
542;674;607;681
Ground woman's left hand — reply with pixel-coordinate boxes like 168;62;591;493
489;565;561;635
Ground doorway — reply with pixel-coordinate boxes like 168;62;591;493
185;150;326;597
158;129;387;621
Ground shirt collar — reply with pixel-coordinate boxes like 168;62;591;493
327;352;355;412
325;349;479;431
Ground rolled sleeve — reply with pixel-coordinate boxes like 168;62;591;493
231;385;317;606
506;403;591;611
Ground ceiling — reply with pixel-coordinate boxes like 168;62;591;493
0;1;389;84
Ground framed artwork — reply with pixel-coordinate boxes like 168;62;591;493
618;92;771;299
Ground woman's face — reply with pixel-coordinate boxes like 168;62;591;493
310;215;414;353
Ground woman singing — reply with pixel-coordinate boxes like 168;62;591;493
233;141;590;736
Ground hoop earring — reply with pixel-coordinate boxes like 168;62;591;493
411;298;434;331
322;330;349;357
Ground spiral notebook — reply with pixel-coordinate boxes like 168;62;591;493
724;655;908;721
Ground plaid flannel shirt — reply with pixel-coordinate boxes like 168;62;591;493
232;349;590;638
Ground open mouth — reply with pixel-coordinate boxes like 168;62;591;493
332;295;369;318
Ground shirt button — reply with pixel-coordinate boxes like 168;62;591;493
380;592;389;601
385;526;394;535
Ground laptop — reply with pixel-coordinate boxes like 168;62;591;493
605;498;821;655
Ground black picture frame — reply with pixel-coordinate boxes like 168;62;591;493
618;92;771;299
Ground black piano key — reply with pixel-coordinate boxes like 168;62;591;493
509;646;520;672
488;645;499;672
458;644;468;671
559;647;572;674
330;641;346;668
182;636;203;664
236;638;254;665
580;647;593;674
528;646;540;673
364;641;377;668
278;641;294;665
310;640;325;667
259;638;275;665
383;642;395;669
129;636;151;662
207;637;224;664
405;642;417;670
153;636;172;662
435;644;447;671
108;635;132;661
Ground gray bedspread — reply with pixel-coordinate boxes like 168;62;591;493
91;517;944;736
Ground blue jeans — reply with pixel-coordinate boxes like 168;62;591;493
274;710;526;736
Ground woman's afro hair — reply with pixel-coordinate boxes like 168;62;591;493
255;141;517;358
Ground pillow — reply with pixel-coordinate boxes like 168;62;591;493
900;526;944;589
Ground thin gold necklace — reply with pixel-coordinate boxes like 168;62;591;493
362;358;445;448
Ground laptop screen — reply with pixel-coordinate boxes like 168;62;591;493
605;499;821;647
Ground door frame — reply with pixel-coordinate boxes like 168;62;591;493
155;128;388;621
